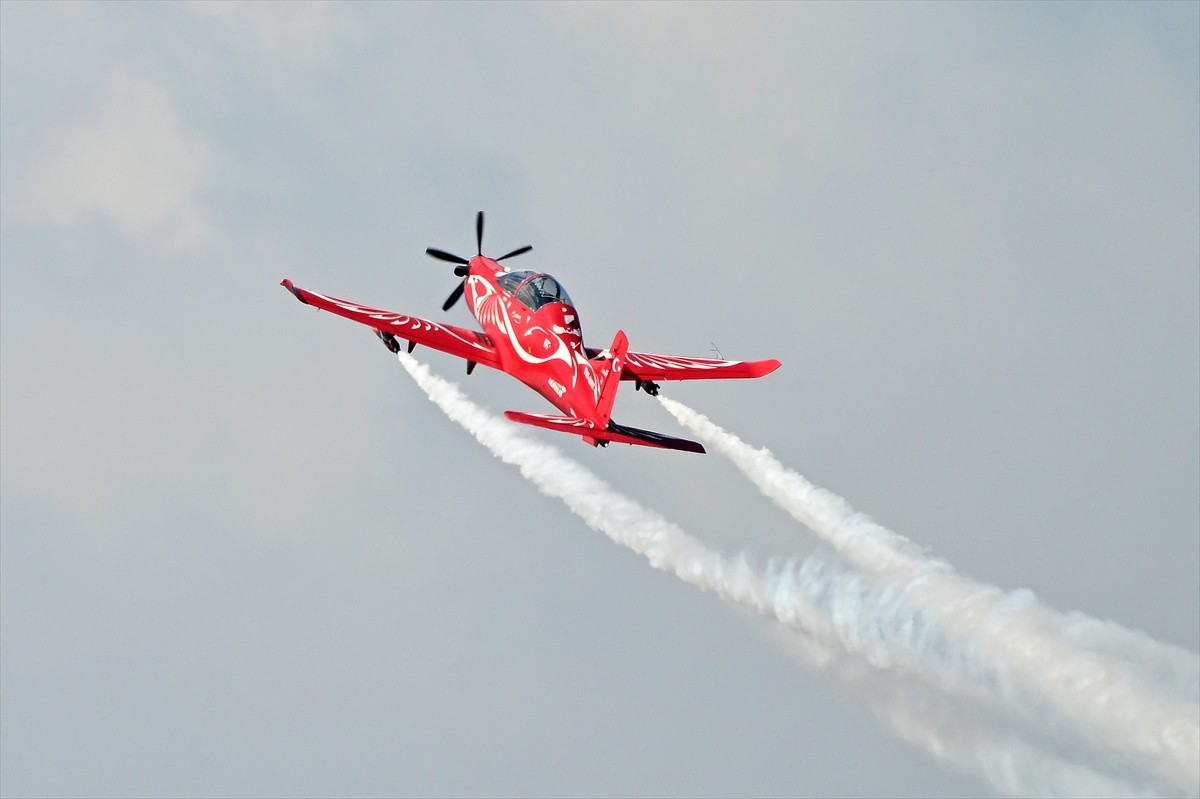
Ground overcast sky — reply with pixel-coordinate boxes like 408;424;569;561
2;2;1197;797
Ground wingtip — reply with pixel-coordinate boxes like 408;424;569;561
746;358;782;378
280;278;308;305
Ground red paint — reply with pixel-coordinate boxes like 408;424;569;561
282;257;779;453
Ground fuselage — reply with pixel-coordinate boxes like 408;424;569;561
461;256;609;424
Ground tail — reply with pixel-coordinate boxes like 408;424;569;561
593;329;628;428
503;411;705;454
503;329;705;453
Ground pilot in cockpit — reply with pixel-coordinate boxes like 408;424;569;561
497;271;574;312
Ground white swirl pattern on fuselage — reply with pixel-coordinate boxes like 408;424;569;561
469;277;509;333
469;271;604;410
470;277;572;369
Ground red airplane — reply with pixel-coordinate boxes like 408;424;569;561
281;212;780;453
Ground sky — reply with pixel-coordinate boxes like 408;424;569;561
1;2;1197;797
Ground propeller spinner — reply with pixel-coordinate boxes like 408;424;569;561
425;211;531;311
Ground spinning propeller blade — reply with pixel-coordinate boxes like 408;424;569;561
443;280;466;312
425;247;469;265
497;244;532;261
425;211;531;312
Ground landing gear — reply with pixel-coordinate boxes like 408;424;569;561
635;379;661;397
375;329;401;354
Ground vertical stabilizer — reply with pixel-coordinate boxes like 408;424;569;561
594;330;628;428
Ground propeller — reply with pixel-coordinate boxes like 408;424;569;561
426;248;469;267
442;280;465;312
497;244;532;261
425;211;532;311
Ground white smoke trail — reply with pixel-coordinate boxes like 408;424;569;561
396;353;1166;797
659;396;1198;693
769;624;1163;799
794;549;1197;793
660;395;1200;792
396;352;815;627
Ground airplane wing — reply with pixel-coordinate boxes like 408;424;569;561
281;279;501;370
504;411;706;454
591;350;781;382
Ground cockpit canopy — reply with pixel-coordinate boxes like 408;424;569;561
497;270;574;312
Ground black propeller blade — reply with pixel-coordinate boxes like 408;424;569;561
497;244;533;261
425;211;531;313
426;247;469;266
442;279;466;312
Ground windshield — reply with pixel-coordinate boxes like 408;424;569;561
498;271;574;312
496;270;533;297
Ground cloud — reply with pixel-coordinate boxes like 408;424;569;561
20;70;221;252
184;0;363;70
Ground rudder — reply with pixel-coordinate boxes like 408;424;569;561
594;330;628;428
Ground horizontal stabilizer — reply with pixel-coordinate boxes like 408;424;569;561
504;411;705;454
